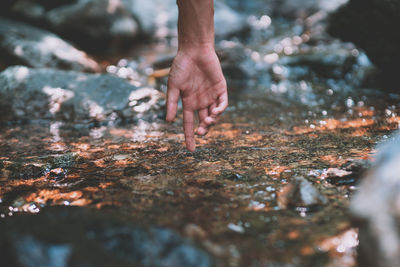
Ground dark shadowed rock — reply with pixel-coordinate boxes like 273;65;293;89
0;206;214;267
328;0;400;86
0;66;164;123
280;47;357;79
0;18;99;72
351;132;400;267
277;176;328;210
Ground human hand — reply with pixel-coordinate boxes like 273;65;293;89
166;45;228;152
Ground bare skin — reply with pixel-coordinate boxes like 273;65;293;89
166;0;228;152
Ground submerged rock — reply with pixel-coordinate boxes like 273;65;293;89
0;66;164;123
0;206;214;267
277;176;328;210
0;18;99;72
328;0;400;85
350;132;400;267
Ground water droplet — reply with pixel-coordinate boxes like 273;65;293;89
272;65;284;75
117;58;128;67
346;98;355;108
228;223;245;233
106;65;117;74
265;186;275;192
351;49;359;57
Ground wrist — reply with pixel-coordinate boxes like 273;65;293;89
178;42;215;54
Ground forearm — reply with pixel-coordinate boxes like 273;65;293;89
177;0;215;50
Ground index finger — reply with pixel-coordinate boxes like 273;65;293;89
183;110;195;152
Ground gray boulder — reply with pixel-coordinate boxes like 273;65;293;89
6;0;139;49
0;66;164;123
351;132;400;267
0;18;100;72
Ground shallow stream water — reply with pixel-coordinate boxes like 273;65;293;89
1;6;400;267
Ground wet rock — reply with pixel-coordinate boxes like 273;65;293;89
45;168;66;181
50;153;78;169
4;163;45;180
350;132;400;267
328;0;400;86
325;168;354;185
0;66;165;123
277;176;328;210
325;159;371;185
0;206;214;267
280;46;357;79
5;0;139;51
0;18;99;72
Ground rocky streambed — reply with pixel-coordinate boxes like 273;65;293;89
1;0;400;266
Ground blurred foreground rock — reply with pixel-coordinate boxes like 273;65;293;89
0;66;164;123
328;0;400;85
0;18;99;72
351;132;400;267
0;206;214;267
